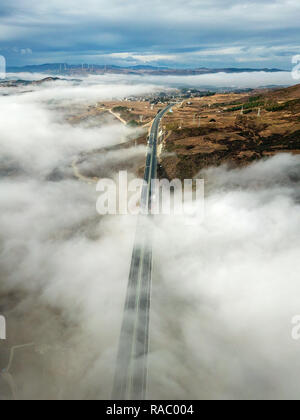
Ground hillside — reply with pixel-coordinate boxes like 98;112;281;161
158;85;300;179
58;84;300;182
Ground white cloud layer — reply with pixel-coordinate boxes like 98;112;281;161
5;69;298;90
149;154;300;399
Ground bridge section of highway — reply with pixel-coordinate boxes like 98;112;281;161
112;104;174;400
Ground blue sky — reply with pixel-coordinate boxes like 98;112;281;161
0;0;300;68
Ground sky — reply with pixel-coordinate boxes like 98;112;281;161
0;0;300;69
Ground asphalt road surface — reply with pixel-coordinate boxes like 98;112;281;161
112;104;174;400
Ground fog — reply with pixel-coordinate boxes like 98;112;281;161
0;75;300;400
2;73;162;103
0;76;147;399
117;70;297;89
150;154;300;399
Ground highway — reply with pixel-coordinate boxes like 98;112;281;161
112;104;174;400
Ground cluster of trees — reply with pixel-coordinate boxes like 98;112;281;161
225;100;265;112
266;99;300;112
225;96;300;113
165;122;180;131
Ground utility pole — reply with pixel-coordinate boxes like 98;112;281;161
198;116;201;127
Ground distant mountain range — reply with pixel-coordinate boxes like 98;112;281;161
7;63;285;76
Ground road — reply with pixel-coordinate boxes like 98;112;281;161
112;104;174;400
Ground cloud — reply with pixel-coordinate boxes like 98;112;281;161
83;70;297;88
146;71;296;88
3;70;298;97
149;154;300;399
